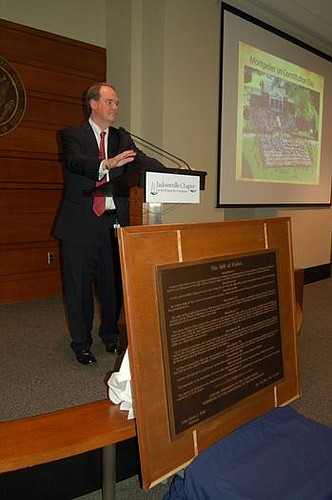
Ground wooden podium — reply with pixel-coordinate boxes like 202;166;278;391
88;166;207;226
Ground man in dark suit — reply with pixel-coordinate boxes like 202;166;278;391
54;82;165;364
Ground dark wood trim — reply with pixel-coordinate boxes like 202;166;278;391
304;263;331;284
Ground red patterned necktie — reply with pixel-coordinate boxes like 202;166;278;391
93;131;107;216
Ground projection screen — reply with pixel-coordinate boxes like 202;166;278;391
217;3;332;207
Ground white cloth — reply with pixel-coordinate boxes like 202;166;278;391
107;349;134;419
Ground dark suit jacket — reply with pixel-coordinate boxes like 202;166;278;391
54;121;165;246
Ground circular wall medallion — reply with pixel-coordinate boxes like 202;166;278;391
0;56;27;136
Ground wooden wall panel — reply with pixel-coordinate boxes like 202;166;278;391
0;243;60;277
2;213;58;244
0;18;106;303
24;95;84;126
3;128;59;155
0;269;62;304
0;21;105;78
0;188;61;212
15;63;97;97
0;159;63;184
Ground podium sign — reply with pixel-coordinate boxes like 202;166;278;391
145;171;200;204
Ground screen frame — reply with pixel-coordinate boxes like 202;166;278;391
217;3;332;207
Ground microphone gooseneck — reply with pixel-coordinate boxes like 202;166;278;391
123;128;191;170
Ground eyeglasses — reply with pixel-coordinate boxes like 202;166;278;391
100;98;120;107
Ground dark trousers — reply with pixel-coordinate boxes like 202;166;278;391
62;227;122;352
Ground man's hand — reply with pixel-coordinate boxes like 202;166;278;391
103;149;137;171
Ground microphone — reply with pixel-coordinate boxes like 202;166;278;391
121;128;192;170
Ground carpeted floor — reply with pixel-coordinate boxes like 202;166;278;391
1;277;331;499
0;296;122;421
291;277;332;428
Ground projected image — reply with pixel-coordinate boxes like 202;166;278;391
237;43;323;185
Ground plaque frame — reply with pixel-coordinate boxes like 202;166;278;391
118;218;300;489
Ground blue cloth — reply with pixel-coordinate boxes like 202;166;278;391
163;407;332;500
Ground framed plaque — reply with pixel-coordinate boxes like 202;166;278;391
118;218;300;488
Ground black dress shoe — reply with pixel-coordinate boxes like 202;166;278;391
75;350;97;365
105;341;122;355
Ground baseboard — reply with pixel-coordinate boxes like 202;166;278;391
304;263;331;284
